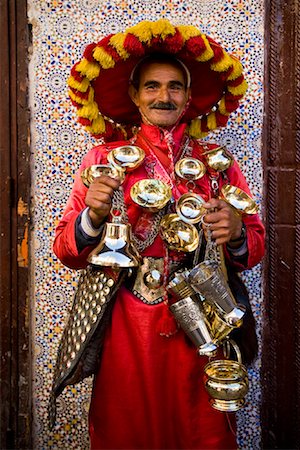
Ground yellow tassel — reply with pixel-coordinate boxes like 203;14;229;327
76;102;99;120
109;33;130;60
207;112;217;130
86;115;106;134
93;46;116;69
188;118;202;138
218;96;231;116
127;21;153;43
177;25;201;43
76;58;100;80
69;88;94;106
150;19;175;39
67;75;90;93
227;57;243;81
210;51;232;72
195;34;214;62
227;79;248;96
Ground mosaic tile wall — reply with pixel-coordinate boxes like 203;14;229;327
28;0;265;448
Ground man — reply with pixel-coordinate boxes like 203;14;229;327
52;19;265;449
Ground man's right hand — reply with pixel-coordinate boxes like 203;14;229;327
85;175;121;228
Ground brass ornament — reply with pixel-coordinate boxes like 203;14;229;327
175;193;206;224
220;184;258;215
81;164;125;187
130;179;172;211
175;157;206;180
132;257;165;304
87;222;140;268
203;340;249;412
160;213;199;252
107;145;145;171
204;146;234;172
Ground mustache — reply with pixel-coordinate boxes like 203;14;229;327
150;101;177;111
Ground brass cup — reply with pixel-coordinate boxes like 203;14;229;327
130;179;172;211
203;340;249;412
220;184;258;215
81;164;125;187
204;360;249;412
204;146;234;172
175;157;206;180
210;309;241;344
160;213;199;252
107;145;145;171
87;222;140;268
175;193;206;224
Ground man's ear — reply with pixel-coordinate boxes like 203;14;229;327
187;87;191;101
128;84;140;107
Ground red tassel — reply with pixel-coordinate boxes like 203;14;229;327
124;34;145;56
163;29;184;54
184;35;206;57
83;43;97;61
156;303;179;338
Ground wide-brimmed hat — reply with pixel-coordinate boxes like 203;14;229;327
68;19;247;142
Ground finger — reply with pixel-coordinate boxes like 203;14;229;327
203;198;227;210
92;175;121;190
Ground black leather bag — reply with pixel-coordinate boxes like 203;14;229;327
227;269;258;365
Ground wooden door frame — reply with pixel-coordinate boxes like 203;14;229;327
261;0;300;448
0;0;32;448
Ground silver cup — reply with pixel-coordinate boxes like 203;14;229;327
167;271;217;356
188;261;246;326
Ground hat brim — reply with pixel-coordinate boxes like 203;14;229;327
68;19;247;140
92;57;224;124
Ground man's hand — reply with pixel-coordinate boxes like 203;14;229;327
85;175;121;228
202;198;243;245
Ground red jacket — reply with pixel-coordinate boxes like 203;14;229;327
54;123;265;271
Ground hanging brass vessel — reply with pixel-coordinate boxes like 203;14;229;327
160;213;199;252
81;164;125;187
107;145;145;171
175;157;206;180
204;146;234;172
203;340;249;412
175;193;206;224
87;222;140;268
220;184;258;215
130;179;172;211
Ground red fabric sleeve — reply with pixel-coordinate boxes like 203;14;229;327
53;146;107;269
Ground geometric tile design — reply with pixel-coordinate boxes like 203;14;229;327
28;0;264;448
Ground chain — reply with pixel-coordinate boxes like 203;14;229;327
111;186;164;252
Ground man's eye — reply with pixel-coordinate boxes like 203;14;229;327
170;85;183;91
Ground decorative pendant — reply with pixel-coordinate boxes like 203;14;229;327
130;179;172;211
175;157;206;180
107;145;145;171
160;213;199;252
175;192;206;224
81;164;125;187
204;146;234;172
220;185;258;214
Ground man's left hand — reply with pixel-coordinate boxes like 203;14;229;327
202;198;243;245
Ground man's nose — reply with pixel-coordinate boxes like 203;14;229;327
158;86;171;102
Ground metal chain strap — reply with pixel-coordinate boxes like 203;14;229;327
111;186;164;252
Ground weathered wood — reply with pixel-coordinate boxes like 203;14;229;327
0;0;32;448
262;0;300;447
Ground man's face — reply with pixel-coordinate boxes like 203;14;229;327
129;62;191;127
